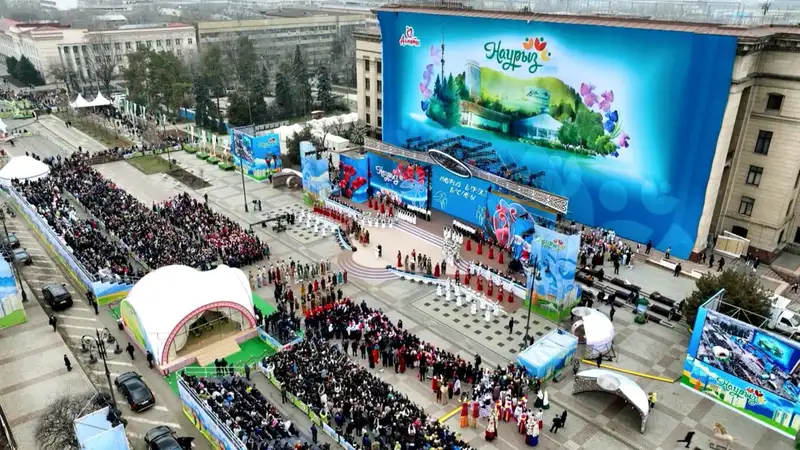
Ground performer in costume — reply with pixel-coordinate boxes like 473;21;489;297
517;409;528;434
485;409;498;441
459;398;469;428
513;402;523;422
471;398;480;428
503;396;513;422
535;408;544;430
526;414;539;447
533;391;544;409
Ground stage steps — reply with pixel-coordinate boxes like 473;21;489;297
194;337;243;367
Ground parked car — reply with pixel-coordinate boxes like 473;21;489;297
42;283;72;310
0;232;19;249
144;426;194;450
1;247;31;265
114;372;155;412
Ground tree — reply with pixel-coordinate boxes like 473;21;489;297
234;36;259;92
200;43;227;116
557;119;581;146
274;65;294;117
330;29;356;87
285;124;323;165
345;120;367;145
227;91;252;127
291;46;312;116
682;269;772;327
35;392;101;450
47;62;78;94
316;65;335;112
86;34;119;94
122;49;191;112
193;73;214;129
6;57;17;77
8;55;44;86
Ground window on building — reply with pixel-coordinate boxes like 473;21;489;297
125;42;131;50
766;93;784;111
366;114;371;125
377;61;381;74
377;99;382;110
187;38;193;45
156;40;162;48
754;130;773;154
738;196;755;216
732;225;749;239
146;41;152;48
103;43;110;51
365;78;370;90
745;166;763;186
377;80;382;93
365;60;370;71
788;200;795;217
177;49;182;56
166;39;172;47
114;42;120;51
175;38;182;46
136;41;143;49
63;47;69;54
377;116;382;127
365;96;370;108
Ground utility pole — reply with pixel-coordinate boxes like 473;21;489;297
522;256;540;348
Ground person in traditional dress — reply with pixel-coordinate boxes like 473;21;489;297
526;414;540;447
471;398;480;428
503;396;513;422
513;402;523;423
533;391;544;409
485;409;498;441
518;408;528;434
535;408;544;430
542;391;550;410
460;397;469;428
479;393;492;418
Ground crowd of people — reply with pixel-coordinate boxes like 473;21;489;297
181;372;305;450
15;151;268;280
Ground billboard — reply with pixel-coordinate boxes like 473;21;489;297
524;225;581;322
431;164;491;226
230;129;282;181
339;155;369;203
367;153;428;208
301;142;332;197
378;11;738;258
682;304;800;437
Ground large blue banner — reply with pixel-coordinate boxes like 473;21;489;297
301;142;332;197
486;192;557;248
339;155;369;203
379;11;737;258
431;165;490;226
367;153;428;208
230;129;282;181
523;225;580;321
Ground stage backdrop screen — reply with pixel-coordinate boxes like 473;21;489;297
431;165;491;226
339;155;369;203
378;11;738;258
682;307;800;436
368;153;428;208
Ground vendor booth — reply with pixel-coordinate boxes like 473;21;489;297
570;307;615;357
0;155;50;186
119;265;257;370
74;407;129;450
516;329;578;380
573;368;650;433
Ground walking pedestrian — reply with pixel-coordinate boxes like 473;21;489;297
645;240;652;255
64;354;72;372
244;363;251;380
609;305;615;322
665;246;671;260
673;263;682;277
572;358;580;376
281;384;287;403
125;342;135;360
146;351;154;369
676;431;695;448
560;410;568;426
48;314;58;332
647;392;657;410
595;353;603;368
507;317;515;334
87;291;98;315
549;417;563;433
311;423;318;443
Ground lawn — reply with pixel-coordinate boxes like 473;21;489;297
127;155;172;175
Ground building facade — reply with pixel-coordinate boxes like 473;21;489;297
195;12;369;77
354;28;381;138
356;14;800;260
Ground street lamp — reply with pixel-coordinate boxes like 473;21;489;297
82;328;118;405
522;256;541;348
0;209;28;302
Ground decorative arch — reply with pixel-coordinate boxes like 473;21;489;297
159;300;257;365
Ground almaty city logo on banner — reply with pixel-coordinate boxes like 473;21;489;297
484;37;552;74
399;26;421;47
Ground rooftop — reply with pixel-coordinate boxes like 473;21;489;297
379;2;800;34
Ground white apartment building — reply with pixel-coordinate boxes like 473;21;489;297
355;17;800;261
354;28;381;137
195;10;369;75
0;20;85;83
58;23;197;84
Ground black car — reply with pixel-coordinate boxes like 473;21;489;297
0;232;19;249
42;283;72;310
144;426;194;450
114;372;155;412
2;247;31;265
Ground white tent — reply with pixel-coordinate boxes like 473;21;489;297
88;92;112;107
119;265;257;366
573;369;650;433
70;94;92;108
570;308;615;353
0;156;50;186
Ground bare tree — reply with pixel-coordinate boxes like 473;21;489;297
35;392;101;450
85;33;119;94
346;120;367;145
47;60;78;94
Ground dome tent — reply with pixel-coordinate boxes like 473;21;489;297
119;265;257;366
0;155;50;186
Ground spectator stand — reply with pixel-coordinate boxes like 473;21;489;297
3;185;134;304
177;378;246;449
257;365;356;450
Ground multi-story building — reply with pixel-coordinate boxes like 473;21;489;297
354;28;381;138
195;10;369;76
57;23;196;84
356;7;800;260
0;20;85;83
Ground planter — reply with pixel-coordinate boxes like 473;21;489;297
219;162;234;171
184;147;197;154
197;152;209;160
207;157;219;165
